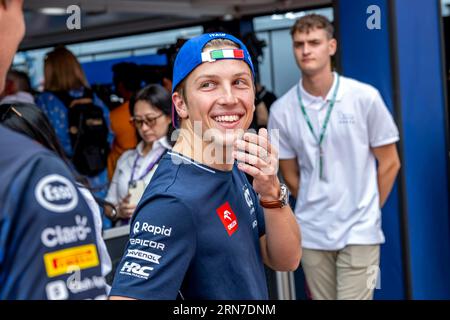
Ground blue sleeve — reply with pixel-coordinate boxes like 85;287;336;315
110;195;196;300
36;92;73;157
237;170;266;237
251;189;266;238
0;154;106;299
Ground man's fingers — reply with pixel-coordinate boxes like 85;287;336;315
235;139;268;160
237;162;261;178
234;150;268;168
258;128;268;140
241;131;272;155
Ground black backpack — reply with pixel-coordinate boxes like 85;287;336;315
52;90;110;177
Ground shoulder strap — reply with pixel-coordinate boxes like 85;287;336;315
50;91;74;109
50;89;94;109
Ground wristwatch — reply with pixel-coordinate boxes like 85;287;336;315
259;183;289;209
109;205;118;221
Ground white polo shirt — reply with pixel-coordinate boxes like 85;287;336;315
268;73;399;250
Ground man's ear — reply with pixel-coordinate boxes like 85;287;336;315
329;38;337;57
172;91;189;120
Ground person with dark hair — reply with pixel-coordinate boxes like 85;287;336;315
107;62;141;181
268;14;401;300
0;0;107;299
0;102;112;281
104;84;172;225
35;46;113;210
0;69;35;104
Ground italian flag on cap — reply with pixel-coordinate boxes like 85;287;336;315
202;49;245;62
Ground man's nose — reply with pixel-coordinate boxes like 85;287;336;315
218;84;239;105
302;44;311;55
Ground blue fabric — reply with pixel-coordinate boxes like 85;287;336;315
110;152;268;300
36;89;113;201
0;125;106;299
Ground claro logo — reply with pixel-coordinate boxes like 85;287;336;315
41;215;92;248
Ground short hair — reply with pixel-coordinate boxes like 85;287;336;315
112;62;141;93
130;83;172;118
290;14;334;39
7;69;32;92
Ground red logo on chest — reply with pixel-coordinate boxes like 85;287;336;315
216;202;238;236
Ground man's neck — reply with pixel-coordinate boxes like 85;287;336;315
172;128;234;172
302;69;335;99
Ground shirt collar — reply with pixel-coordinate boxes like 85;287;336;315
136;136;170;156
299;72;344;109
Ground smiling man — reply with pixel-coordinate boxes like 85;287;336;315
109;33;301;300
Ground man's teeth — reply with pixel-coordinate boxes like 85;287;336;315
214;115;240;123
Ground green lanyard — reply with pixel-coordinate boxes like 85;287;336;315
297;74;340;180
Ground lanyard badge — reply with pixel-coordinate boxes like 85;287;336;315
129;148;166;187
297;75;340;181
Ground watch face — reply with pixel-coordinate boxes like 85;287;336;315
280;184;289;206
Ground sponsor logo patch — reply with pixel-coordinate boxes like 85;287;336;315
243;184;256;215
129;238;165;251
133;222;172;237
41;215;92;248
120;262;153;279
45;275;106;300
126;249;161;264
43;244;99;278
46;280;69;300
35;174;78;213
216;202;238;236
337;111;356;124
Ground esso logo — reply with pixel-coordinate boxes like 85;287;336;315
35;174;78;213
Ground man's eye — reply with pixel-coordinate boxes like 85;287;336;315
235;79;247;86
200;82;215;88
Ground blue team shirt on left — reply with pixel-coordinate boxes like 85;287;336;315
0;125;107;299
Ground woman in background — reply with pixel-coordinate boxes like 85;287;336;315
104;84;172;226
36;46;114;227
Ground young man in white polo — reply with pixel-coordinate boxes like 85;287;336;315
268;14;401;300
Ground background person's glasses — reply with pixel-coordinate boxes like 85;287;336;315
130;114;164;128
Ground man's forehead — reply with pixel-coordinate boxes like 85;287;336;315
192;58;252;78
293;28;329;40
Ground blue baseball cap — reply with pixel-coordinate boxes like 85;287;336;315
171;33;255;128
